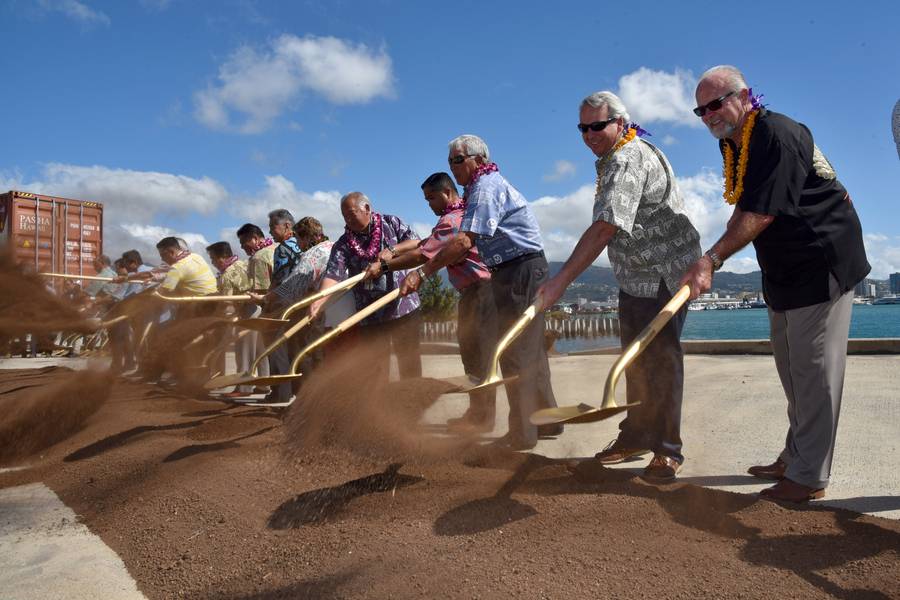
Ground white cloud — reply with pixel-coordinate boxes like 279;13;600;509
662;134;677;145
37;0;110;27
530;184;596;263
232;175;345;240
617;67;700;128
542;160;576;182
863;233;900;279
194;34;395;134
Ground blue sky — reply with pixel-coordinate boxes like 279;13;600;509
2;0;899;277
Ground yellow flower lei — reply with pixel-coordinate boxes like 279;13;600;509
722;110;759;205
595;127;637;197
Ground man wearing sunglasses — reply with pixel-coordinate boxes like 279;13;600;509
539;91;701;482
680;65;870;503
400;134;559;451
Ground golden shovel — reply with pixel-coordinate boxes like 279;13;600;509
530;284;691;426
234;273;366;333
202;281;364;390
436;296;546;394
227;286;406;389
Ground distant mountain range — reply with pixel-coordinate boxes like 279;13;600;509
547;261;763;302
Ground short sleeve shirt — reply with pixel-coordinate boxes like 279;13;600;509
419;208;490;291
592;138;701;298
218;260;251;296
325;214;421;325
272;237;302;287
248;244;275;292
160;253;218;296
724;109;870;310
86;266;125;299
273;240;334;303
459;170;543;268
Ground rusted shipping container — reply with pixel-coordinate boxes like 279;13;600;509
0;190;103;277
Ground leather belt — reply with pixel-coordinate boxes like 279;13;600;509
487;250;544;273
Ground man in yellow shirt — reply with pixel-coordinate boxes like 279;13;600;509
157;237;218;297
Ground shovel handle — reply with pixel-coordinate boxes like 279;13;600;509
280;272;365;320
289;288;402;373
153;291;255;303
601;285;691;406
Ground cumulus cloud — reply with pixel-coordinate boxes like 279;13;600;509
194;34;395;133
530;184;598;263
231;175;345;239
37;0;110;27
863;233;900;279
617;67;700;128
542;160;577;182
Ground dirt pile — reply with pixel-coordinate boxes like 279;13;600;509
0;368;112;463
284;342;478;464
0;366;898;599
0;251;95;336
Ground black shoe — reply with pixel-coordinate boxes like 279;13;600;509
537;423;563;438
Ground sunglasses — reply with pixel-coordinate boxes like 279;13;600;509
693;91;736;117
448;154;477;165
577;116;618;133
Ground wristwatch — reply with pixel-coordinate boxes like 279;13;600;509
416;267;427;279
387;244;397;258
705;250;723;272
380;258;391;273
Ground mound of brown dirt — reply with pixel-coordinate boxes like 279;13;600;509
0;366;898;600
0;369;112;463
284;343;477;464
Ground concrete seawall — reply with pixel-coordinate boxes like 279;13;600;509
422;338;900;356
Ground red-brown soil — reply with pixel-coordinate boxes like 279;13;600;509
1;366;899;599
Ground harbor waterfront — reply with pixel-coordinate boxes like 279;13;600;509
554;303;900;354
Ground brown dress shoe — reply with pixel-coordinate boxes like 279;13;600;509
641;454;682;483
747;458;787;480
759;478;825;503
594;439;651;464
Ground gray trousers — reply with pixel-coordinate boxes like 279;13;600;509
491;254;558;445
769;276;854;489
457;279;498;421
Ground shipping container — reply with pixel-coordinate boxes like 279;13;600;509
0;190;104;279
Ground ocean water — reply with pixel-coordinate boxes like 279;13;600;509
554;303;900;354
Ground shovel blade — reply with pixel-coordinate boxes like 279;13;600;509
204;372;256;390
530;402;639;426
439;374;518;393
238;373;303;387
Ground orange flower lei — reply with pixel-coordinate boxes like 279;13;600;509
595;127;637;196
722;110;759;205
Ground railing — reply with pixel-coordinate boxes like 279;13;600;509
419;314;619;342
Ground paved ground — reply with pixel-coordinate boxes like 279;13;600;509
416;352;900;520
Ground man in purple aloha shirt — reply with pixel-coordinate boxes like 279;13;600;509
312;191;422;380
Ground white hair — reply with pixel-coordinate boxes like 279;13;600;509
448;134;490;162
580;91;630;122
698;65;748;92
340;191;370;209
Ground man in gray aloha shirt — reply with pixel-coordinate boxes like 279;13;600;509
539;91;701;482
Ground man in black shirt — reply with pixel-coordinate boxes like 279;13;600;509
680;65;870;503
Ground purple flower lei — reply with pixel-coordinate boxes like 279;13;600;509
627;122;651;137
463;162;499;200
748;87;766;111
442;197;467;216
345;212;383;260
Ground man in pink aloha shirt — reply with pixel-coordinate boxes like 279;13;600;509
367;172;498;433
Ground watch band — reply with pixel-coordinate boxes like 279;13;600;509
705;250;723;272
380;258;391;273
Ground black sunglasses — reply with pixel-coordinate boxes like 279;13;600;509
693;91;736;117
577;116;618;133
448;154;476;165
